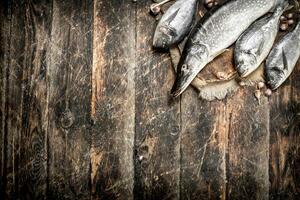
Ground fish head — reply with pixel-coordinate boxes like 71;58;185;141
171;44;208;97
153;26;177;49
265;66;285;90
235;51;257;77
266;47;291;90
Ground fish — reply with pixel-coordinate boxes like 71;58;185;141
234;2;288;78
265;21;300;90
171;0;285;97
153;0;198;49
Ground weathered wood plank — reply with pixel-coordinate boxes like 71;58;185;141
226;89;270;200
0;1;299;199
134;1;181;199
288;56;300;199
47;0;92;199
16;0;52;199
3;1;27;198
180;90;227;199
91;0;135;199
0;0;11;198
1;1;53;198
269;60;300;199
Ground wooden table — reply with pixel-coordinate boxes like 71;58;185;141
0;0;299;199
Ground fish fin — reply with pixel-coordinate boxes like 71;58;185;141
275;1;290;13
256;40;265;55
166;8;180;25
214;49;229;58
282;48;289;70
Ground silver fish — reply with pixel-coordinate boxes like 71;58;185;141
265;21;300;90
153;0;198;49
171;0;284;97
235;2;288;77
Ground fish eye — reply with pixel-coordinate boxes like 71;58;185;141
243;51;256;65
169;30;176;37
182;64;189;71
249;59;256;65
160;26;176;37
272;66;284;74
160;26;168;34
165;26;176;37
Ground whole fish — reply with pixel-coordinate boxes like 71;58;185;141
153;0;198;49
234;2;288;77
265;21;300;90
171;0;285;97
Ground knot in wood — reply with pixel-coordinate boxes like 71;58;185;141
60;108;75;129
170;125;180;136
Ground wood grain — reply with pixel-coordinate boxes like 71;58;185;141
91;0;135;199
0;0;11;198
47;0;92;199
134;0;181;199
4;0;27;198
226;89;270;200
180;90;227;199
269;56;300;199
0;1;299;199
1;1;53;198
17;0;52;199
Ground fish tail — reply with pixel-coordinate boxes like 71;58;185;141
273;0;289;15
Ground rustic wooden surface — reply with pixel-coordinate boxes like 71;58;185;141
0;0;300;199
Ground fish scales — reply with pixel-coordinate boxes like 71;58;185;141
171;0;284;97
197;0;272;56
265;21;300;89
153;0;198;49
235;3;287;77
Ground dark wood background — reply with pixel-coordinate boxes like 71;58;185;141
0;0;300;199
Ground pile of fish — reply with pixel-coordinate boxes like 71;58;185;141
151;0;300;99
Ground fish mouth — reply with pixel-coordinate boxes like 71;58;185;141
171;72;195;98
267;78;281;90
266;70;284;90
236;64;251;78
153;38;168;49
153;27;174;49
171;87;185;98
171;82;190;98
153;33;168;49
239;70;252;78
267;81;280;90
